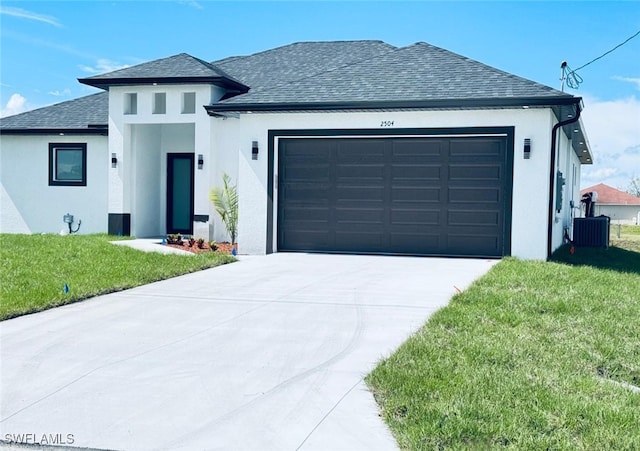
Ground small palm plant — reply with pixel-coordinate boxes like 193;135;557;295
209;173;238;244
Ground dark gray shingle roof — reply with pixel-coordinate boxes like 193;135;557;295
212;40;397;91
1;40;578;131
0;92;107;131
216;42;570;107
79;53;248;91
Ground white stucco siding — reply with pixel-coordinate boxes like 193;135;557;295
210;108;560;259
0;134;108;234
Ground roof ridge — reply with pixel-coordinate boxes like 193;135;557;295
216;42;400;100
185;53;247;85
211;40;394;66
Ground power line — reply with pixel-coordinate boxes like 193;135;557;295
562;29;640;90
573;29;640;73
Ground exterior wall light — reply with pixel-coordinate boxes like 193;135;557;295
252;141;259;160
524;138;531;159
198;154;204;169
111;153;118;168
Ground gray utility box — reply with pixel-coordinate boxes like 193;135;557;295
573;217;610;247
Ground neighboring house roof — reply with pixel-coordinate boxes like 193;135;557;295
209;41;573;110
581;183;640;205
0;92;108;134
78;53;249;93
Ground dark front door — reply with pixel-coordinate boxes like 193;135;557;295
277;136;511;257
167;153;194;235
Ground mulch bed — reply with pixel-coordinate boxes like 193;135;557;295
164;241;236;255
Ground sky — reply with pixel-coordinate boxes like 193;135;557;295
1;1;639;190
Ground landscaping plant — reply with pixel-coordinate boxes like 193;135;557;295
209;172;239;244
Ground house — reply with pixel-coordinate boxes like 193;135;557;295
581;183;640;224
0;40;593;260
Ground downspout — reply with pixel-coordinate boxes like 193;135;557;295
547;100;582;259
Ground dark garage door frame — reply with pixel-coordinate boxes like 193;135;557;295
267;127;514;257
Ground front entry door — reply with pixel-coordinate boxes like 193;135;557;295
167;153;194;235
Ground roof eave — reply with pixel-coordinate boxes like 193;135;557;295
78;76;249;93
553;101;592;165
205;96;580;115
0;127;108;136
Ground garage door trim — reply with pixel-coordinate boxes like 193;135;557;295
267;127;514;256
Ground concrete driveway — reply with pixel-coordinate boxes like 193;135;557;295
0;253;496;450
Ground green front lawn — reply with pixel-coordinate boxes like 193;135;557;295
367;242;640;449
610;224;640;252
0;234;235;320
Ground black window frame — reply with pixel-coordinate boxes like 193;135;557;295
48;143;87;187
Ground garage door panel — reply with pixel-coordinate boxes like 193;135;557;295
285;140;333;156
284;184;331;202
391;209;440;226
286;230;331;249
285;165;330;181
392;164;441;180
450;139;502;157
336;208;384;223
336;186;384;201
337;164;385;179
278;135;509;257
335;231;384;250
337;140;384;162
446;234;500;255
448;210;500;227
391;233;440;252
449;187;500;203
392;140;443;157
283;207;329;221
392;187;441;202
449;164;501;181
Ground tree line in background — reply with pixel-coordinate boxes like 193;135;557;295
627;176;640;197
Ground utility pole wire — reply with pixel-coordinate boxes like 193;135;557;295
573;30;640;73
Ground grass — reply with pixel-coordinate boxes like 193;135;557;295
366;238;640;449
0;234;235;321
610;224;640;253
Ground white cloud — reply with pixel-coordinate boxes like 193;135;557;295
580;95;640;190
177;1;204;10
0;6;62;27
78;59;130;75
48;89;72;97
612;76;640;91
1;93;30;118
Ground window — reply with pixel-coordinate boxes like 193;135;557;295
181;92;196;114
124;93;137;115
153;92;166;114
49;143;87;186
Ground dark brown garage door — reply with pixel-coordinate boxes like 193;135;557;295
277;136;511;257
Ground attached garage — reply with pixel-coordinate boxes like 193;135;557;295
275;128;514;258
